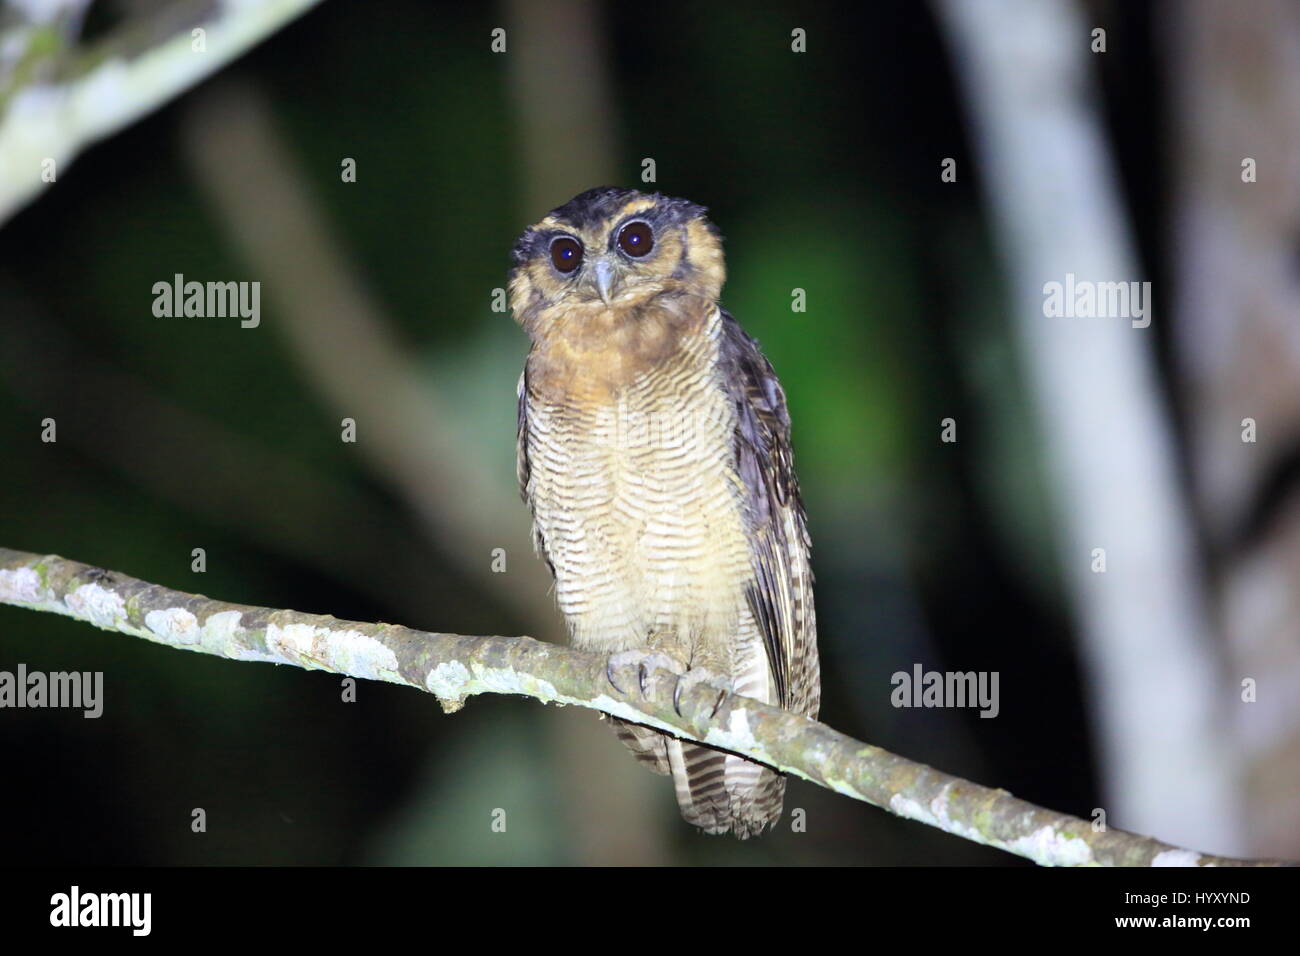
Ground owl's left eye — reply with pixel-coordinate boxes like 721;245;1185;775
617;221;654;258
550;236;583;274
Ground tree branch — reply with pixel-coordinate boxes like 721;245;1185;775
0;0;324;227
0;546;1278;867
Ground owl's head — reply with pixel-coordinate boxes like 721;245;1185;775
508;187;726;338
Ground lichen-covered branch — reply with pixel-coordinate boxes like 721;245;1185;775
0;0;324;226
0;547;1278;867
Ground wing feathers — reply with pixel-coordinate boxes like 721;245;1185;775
717;310;820;718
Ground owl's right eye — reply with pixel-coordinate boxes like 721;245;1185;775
550;236;583;274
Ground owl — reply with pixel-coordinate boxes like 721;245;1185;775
509;187;820;838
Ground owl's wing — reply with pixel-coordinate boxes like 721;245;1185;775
516;361;554;576
515;365;532;503
718;310;820;718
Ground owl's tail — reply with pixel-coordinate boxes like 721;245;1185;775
609;718;785;838
667;740;785;838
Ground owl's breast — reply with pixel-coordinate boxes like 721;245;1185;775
523;310;756;662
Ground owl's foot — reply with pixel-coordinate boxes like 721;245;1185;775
603;651;731;721
605;650;684;698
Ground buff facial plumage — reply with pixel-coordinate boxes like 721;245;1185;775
509;189;725;401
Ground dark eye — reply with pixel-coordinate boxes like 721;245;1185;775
550;236;583;274
617;221;654;258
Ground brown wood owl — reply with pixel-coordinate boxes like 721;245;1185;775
510;187;820;838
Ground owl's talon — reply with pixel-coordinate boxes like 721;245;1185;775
709;688;727;718
672;668;733;719
605;660;627;695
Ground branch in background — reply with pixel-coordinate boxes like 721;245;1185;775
935;0;1242;855
179;79;558;625
0;0;324;227
0;546;1278;868
504;0;620;215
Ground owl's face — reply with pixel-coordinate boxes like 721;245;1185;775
509;187;726;339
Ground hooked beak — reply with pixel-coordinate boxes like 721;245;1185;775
592;257;616;304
